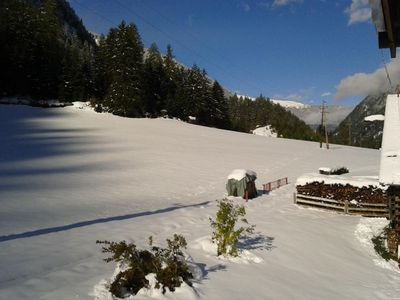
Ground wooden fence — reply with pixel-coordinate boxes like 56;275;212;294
295;193;388;218
263;177;288;193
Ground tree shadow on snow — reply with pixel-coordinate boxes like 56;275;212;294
0;201;210;243
238;233;275;251
191;262;227;282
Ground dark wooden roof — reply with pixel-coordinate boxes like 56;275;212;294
379;0;400;58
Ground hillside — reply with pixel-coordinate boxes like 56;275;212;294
332;93;386;149
0;0;96;101
237;95;352;132
228;95;318;141
0;104;399;300
288;105;353;132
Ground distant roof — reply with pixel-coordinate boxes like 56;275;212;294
371;0;400;58
379;94;400;185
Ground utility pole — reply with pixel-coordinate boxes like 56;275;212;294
320;101;329;149
347;120;351;146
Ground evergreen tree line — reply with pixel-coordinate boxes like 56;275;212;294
0;0;317;141
93;21;230;129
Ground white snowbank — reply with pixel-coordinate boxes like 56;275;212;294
252;125;277;138
355;218;400;273
92;273;198;300
318;167;331;173
71;101;95;111
296;173;386;189
227;169;257;181
191;236;263;264
364;114;385;122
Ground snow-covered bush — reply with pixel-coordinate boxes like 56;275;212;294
210;199;255;257
319;166;349;175
371;226;391;261
96;234;193;298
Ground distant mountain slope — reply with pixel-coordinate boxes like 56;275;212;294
30;0;96;46
270;98;310;109
236;95;352;131
228;95;318;141
0;0;96;100
332;93;387;149
288;105;353;132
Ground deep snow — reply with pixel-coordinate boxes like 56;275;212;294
0;104;399;300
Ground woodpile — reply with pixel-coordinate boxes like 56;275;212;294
387;229;399;261
296;181;387;204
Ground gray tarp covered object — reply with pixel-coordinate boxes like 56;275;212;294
226;171;257;199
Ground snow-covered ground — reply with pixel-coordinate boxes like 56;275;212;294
0;104;399;300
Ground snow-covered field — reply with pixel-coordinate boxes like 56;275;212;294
0;104;399;300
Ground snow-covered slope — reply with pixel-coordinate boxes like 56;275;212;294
252;125;277;137
237;94;308;109
0;105;399;300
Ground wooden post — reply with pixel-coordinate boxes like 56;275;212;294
344;200;349;214
395;196;400;233
293;192;297;204
388;197;394;221
245;190;248;202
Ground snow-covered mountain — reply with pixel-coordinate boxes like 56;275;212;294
236;94;308;109
333;93;387;148
270;98;310;109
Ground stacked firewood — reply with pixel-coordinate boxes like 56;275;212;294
296;181;387;204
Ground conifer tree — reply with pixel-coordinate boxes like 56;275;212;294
35;0;64;99
143;43;166;116
93;35;111;102
0;0;39;97
210;81;230;129
104;21;144;117
164;45;180;116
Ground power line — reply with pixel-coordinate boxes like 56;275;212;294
112;0;267;94
70;0;117;30
137;0;270;93
73;0;267;96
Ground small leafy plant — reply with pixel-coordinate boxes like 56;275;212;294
371;226;391;261
210;198;255;257
97;234;193;298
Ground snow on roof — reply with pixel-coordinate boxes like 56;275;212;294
296;173;385;189
364;114;385;122
227;169;257;181
379;94;400;185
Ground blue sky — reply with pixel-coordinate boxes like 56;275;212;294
69;0;399;106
